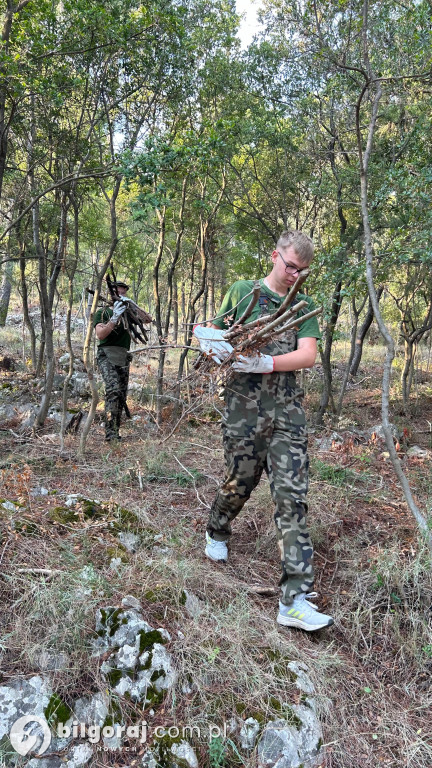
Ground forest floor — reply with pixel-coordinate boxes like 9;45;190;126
1;329;432;768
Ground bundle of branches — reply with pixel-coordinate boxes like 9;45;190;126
105;274;152;344
196;269;322;372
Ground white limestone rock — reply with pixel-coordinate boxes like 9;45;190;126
287;662;316;695
240;717;261;750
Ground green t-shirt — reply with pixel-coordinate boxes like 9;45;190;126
212;279;321;340
93;306;131;349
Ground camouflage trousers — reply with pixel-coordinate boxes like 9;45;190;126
97;348;130;439
207;370;314;605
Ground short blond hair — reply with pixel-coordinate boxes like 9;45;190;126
276;230;314;265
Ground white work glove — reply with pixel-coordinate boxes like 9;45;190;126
232;353;274;374
111;300;127;323
193;325;234;364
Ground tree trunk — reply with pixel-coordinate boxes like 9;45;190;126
176;255;196;397
407;342;417;403
19;245;37;370
84;288;93;331
355;34;430;544
152;179;188;425
209;272;215;320
176;178;225;398
33;198;55;427
172;278;178;344
35;316;46;377
202;284;208;323
316;280;342;423
350;287;384;376
316;113;348;424
336;296;365;416
399;292;432;413
34;192;68;428
164;177;187;342
0;256;12;326
153;207;166;426
176;219;210;396
60;197;79;453
180;282;186;325
401;338;413;413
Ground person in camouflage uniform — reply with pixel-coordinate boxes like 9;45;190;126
194;231;334;631
93;281;132;441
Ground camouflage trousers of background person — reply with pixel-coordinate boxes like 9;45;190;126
207;370;314;606
97;348;130;440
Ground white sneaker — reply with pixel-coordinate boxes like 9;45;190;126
205;532;228;562
277;593;334;631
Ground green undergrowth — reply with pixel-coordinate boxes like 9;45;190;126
143;585;187;605
47;498;155;543
310;457;373;487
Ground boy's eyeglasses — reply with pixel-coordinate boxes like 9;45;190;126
276;251;302;276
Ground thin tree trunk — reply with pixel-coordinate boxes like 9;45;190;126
316;280;342;423
202;284;208;323
180;282;186;325
60;197;79;453
177;176;226;393
35;316;45;377
32;196;54;426
164;177;187;341
153;207;166;427
356;8;430;543
0;255;13;326
350;287;383;376
399;293;432;413
154;177;187;426
336;296;365;416
176;256;196;396
316;110;348;424
84;288;93;332
172;278;178;344
163;177;187;385
19;244;37;370
407;342;417;402
15;206;37;368
34;192;68;428
401;339;413;412
209;271;215;320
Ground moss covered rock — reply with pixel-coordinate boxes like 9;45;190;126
47;496;155;552
94;607;175;706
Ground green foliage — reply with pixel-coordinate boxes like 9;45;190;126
209;735;226;768
206;646;221;663
310;458;362;487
